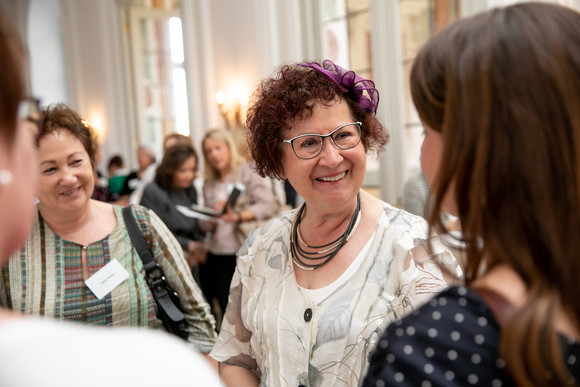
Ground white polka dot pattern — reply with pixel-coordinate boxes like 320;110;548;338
362;286;580;386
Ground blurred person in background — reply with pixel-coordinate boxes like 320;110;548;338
117;143;156;205
129;133;193;205
141;143;208;270
106;154;129;197
106;154;127;177
200;128;276;328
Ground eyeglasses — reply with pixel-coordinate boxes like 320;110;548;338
282;122;362;159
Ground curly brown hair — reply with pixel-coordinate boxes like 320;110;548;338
37;103;99;168
246;62;389;179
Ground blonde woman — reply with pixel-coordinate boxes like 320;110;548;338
200;128;275;324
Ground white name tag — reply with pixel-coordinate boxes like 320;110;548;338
85;259;129;299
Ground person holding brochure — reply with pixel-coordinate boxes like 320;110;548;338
200;128;275;327
186;186;242;219
140;142;208;268
0;7;221;386
0;103;217;355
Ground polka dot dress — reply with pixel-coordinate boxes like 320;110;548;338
363;286;580;386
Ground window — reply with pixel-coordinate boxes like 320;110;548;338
320;0;372;78
400;0;460;173
318;0;460;202
126;0;190;147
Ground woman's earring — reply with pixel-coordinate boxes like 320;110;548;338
0;170;13;186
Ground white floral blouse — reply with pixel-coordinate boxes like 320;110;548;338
210;202;459;387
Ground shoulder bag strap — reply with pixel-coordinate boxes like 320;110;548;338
122;206;186;326
122;205;155;268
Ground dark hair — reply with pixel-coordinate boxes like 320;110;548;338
163;133;193;151
38;104;99;168
246;62;389;178
0;7;25;144
155;143;197;191
411;3;580;385
107;155;124;170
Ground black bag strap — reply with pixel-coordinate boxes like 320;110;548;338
122;206;187;328
122;206;155;267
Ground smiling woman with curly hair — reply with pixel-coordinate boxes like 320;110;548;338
210;60;459;387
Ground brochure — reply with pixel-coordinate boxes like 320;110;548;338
176;186;242;220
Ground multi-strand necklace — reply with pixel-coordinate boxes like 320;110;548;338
290;192;361;270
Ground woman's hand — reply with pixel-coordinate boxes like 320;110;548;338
214;199;226;212
221;205;242;223
186;240;207;266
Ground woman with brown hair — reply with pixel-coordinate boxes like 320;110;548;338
364;3;580;386
1;103;217;353
141;142;208;267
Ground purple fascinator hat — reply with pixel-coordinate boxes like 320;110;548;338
298;60;379;115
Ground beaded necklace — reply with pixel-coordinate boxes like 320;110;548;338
290;192;361;270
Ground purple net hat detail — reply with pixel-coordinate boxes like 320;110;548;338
298;60;380;115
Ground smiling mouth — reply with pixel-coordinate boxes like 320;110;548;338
61;187;81;196
316;171;347;182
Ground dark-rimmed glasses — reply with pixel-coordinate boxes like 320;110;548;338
282;122;362;159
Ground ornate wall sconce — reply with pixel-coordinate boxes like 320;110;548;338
216;91;242;128
215;81;249;129
215;86;250;159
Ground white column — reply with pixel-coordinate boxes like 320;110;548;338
370;0;406;205
59;0;134;171
181;0;217;152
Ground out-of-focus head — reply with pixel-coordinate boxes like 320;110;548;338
0;6;38;260
412;5;580;385
163;133;193;152
0;8;25;145
107;154;124;176
137;143;157;169
201;128;240;181
37;104;99;168
246;60;389;179
155;143;197;191
412;2;580;356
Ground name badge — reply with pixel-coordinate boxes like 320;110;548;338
85;259;129;299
